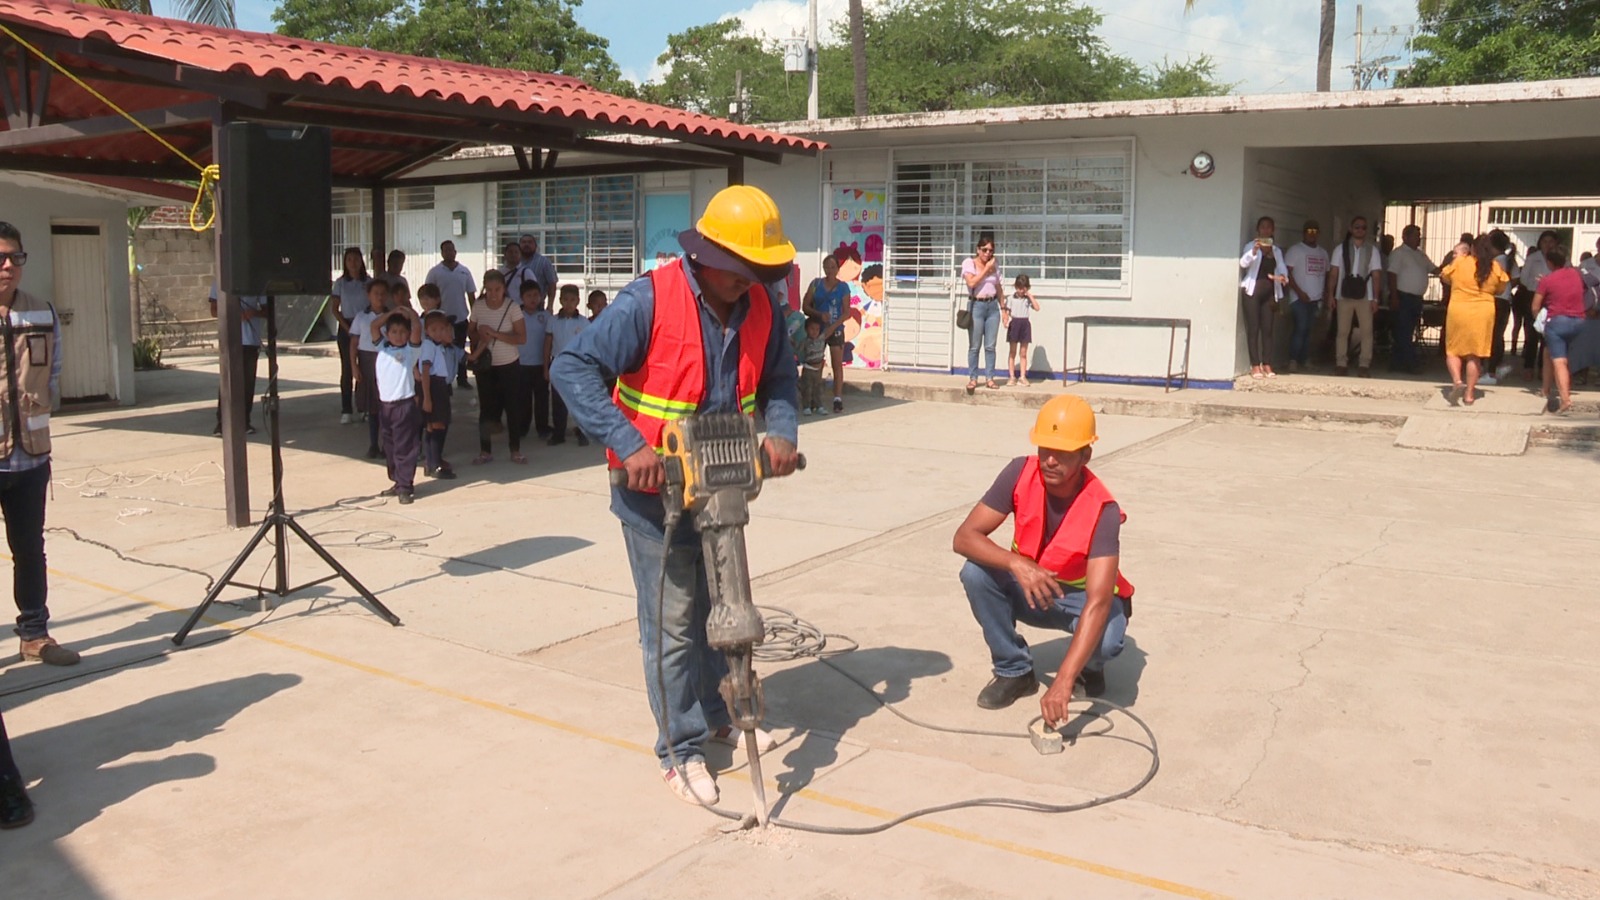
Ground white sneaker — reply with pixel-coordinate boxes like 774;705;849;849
1495;363;1515;380
339;413;352;425
662;759;719;806
710;724;777;754
1478;375;1498;386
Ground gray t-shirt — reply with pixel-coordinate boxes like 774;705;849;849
981;456;1120;558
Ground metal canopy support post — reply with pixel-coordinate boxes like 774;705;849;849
213;116;251;528
727;156;745;187
370;183;387;270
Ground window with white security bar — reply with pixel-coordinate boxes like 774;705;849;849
1487;206;1600;227
888;144;1132;295
496;176;638;283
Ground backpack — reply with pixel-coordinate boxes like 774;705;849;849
1580;259;1600;312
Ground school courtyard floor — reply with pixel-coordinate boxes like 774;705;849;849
1;353;1595;900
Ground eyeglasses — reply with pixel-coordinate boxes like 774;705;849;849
978;246;994;253
0;252;26;267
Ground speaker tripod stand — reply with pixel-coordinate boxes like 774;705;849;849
172;295;402;645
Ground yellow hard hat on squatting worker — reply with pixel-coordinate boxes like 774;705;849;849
548;183;801;808
951;394;1135;728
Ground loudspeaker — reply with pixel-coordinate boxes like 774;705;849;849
220;123;332;295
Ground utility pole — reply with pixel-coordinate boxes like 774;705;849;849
733;69;745;123
1353;4;1363;91
807;0;819;120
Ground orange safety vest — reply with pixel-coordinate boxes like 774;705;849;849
1011;458;1135;602
607;261;773;469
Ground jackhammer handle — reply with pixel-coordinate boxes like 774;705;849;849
760;451;806;479
607;452;805;487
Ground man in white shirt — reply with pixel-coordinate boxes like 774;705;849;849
425;240;477;389
1326;216;1385;377
518;233;558;310
1386;225;1436;374
1283;220;1329;372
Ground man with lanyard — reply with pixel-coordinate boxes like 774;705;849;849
518;234;558;311
551;185;800;807
209;285;265;436
952;395;1130;723
0;222;76;668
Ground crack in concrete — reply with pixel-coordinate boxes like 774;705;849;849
1221;629;1327;811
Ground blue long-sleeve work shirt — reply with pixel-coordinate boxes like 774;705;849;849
550;258;800;536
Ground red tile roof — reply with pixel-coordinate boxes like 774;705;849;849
0;0;824;156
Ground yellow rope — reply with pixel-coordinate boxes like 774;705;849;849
0;21;217;232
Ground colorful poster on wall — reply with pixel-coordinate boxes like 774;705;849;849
642;193;690;272
826;185;887;368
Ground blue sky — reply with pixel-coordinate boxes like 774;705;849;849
232;0;1422;96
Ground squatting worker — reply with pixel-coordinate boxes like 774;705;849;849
0;223;76;668
952;395;1130;725
551;185;800;808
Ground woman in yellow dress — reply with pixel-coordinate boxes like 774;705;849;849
1439;235;1510;405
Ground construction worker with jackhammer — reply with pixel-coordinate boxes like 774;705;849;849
550;185;800;807
952;395;1132;726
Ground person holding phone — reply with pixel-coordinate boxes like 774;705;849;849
1239;216;1289;378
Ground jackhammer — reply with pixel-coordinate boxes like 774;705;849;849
613;412;803;827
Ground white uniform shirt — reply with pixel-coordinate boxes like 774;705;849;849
1283;242;1330;302
333;275;371;322
425;262;477;321
374;342;420;402
351;308;387;352
519;308;550;367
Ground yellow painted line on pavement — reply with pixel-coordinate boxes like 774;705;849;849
47;565;1228;900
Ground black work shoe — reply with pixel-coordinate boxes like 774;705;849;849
397;492;414;505
365;446;382;459
976;672;1039;710
378;488;398;498
0;775;34;829
1076;667;1107;698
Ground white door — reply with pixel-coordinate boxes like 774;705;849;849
391;208;436;289
883;221;959;370
50;223;113;401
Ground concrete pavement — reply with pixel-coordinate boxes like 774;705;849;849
0;353;1594;898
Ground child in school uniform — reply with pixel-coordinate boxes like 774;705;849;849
416;282;443;317
545;284;590;446
350;279;392;458
586;289;608;320
370;307;424;503
419;310;459;480
1003;274;1041;386
518;280;552;440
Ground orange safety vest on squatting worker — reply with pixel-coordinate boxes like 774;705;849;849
1010;457;1135;614
606;260;774;470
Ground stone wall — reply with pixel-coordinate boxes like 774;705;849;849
133;210;216;347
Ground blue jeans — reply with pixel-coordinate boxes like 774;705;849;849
959;560;1126;678
966;298;1000;382
1289;301;1319;365
1391;292;1424;371
1543;315;1587;360
622;521;731;767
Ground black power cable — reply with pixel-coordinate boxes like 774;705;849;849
649;533;1161;836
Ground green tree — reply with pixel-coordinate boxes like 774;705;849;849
1399;0;1600;87
640;19;808;121
818;0;1226;115
273;0;630;94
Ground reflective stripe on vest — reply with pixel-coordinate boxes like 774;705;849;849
607;261;773;469
1010;459;1135;599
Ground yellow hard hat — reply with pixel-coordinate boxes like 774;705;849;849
1029;395;1098;452
686;185;796;271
